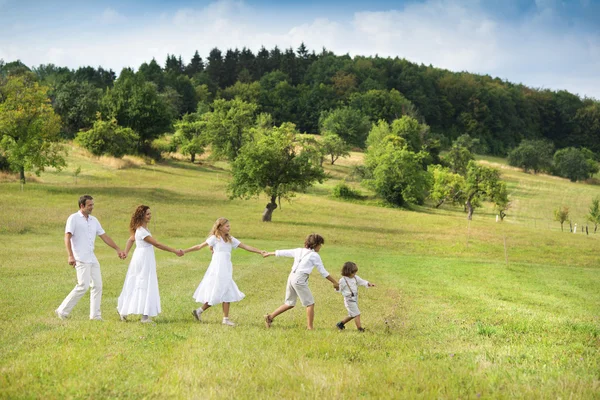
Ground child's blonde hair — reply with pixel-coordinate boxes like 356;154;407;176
341;261;358;277
210;217;231;242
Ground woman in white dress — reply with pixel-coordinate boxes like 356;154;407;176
184;217;264;326
117;205;183;324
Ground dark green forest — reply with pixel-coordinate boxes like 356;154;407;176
2;43;599;157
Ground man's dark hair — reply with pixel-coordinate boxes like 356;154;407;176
79;195;93;208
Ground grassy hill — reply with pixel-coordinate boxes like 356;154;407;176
0;146;598;398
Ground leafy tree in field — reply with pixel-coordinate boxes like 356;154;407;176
203;98;258;160
552;147;599;182
228;122;325;221
587;197;600;233
464;160;507;220
507;139;554;173
428;165;466;208
554;206;569;231
0;75;65;183
366;116;426;153
363;130;430;206
319;107;371;148
319;132;351;165
172;110;210;163
364;141;431;206
76;115;139;158
492;181;510;221
443;135;480;176
101;69;173;155
53;80;102;138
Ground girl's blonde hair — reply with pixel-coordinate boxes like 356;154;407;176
341;261;358;277
210;217;231;242
130;205;150;235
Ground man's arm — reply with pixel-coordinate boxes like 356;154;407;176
65;233;76;266
99;233;126;259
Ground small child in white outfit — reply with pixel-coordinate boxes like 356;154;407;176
336;261;375;332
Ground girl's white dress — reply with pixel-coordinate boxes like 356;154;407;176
117;227;161;317
193;235;245;305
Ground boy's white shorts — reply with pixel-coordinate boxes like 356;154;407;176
285;271;314;307
344;297;361;317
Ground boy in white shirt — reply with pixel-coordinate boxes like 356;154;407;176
336;261;375;332
263;234;339;330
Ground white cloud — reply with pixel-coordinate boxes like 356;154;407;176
100;8;126;25
0;0;598;99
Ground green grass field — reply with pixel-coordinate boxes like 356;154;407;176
0;146;599;398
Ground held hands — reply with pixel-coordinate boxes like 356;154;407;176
118;251;127;260
368;282;376;287
176;249;185;257
333;283;340;290
261;251;271;258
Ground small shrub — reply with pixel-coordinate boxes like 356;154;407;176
76;117;139;158
332;182;362;199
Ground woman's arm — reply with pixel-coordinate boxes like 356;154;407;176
143;236;180;255
238;242;263;255
183;242;209;254
124;235;135;258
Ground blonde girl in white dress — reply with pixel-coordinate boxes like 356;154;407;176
184;217;265;326
117;205;184;324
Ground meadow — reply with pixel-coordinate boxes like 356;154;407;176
0;146;598;399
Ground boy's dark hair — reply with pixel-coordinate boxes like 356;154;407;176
79;195;93;208
304;233;325;250
341;261;358;277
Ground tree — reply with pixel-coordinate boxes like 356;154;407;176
319;132;351;165
508;139;554;173
53;80;102;138
492;181;510;221
552;147;599;182
349;89;417;124
100;69;173;154
228;122;325;221
554;206;570;232
366;116;427;154
172;112;208;163
186;50;204;77
75;115;139;158
587;197;600;233
319;107;371;148
464;160;507;220
428;165;466;208
203;99;258;160
0;75;65;183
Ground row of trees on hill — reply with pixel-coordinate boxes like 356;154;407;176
508;139;599;181
2;43;600;158
1;45;597;220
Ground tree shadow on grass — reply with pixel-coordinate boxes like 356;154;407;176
43;185;224;207
272;219;406;236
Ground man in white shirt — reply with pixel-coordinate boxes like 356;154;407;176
55;195;125;320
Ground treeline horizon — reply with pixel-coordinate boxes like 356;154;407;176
2;43;599;156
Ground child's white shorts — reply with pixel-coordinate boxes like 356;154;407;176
285;271;314;307
344;297;361;317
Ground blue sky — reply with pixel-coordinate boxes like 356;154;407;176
1;0;599;99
